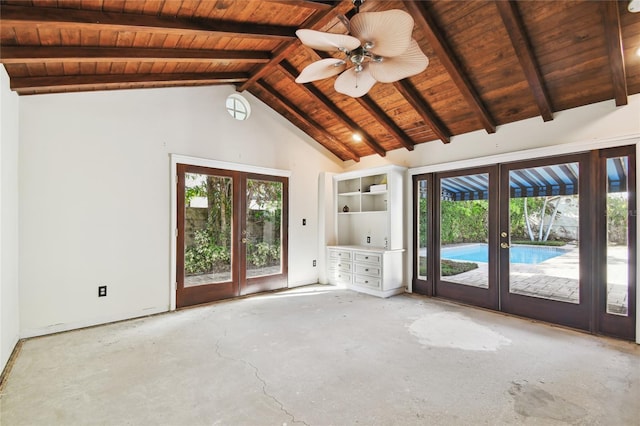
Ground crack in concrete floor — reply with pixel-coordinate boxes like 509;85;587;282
214;338;309;426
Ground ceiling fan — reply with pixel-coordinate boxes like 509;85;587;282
295;0;428;98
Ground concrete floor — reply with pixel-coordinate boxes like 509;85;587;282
1;285;638;425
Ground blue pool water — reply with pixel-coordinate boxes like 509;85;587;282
441;243;568;264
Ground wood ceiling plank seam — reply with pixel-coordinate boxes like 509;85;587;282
602;0;628;107
495;0;553;121
278;60;386;157
393;79;451;144
235;0;353;92
253;80;359;162
0;5;297;40
403;0;496;134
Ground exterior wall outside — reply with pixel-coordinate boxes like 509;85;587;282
18;85;342;338
0;65;20;372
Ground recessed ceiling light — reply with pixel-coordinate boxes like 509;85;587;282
352;133;363;142
636;47;640;57
629;0;640;12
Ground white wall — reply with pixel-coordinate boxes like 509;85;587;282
18;85;343;338
0;65;20;372
344;95;640;171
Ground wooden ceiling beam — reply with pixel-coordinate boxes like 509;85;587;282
10;73;248;92
236;0;354;92
495;0;554;122
0;46;271;65
261;0;335;11
255;80;359;162
0;5;295;40
279;61;386;157
602;0;628;106
357;95;415;151
403;1;496;134
394;80;452;144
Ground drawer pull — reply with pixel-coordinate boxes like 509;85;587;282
338;263;341;267
365;268;369;272
365;280;369;283
365;256;369;259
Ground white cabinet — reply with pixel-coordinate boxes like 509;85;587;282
327;165;406;298
327;246;404;298
334;165;405;250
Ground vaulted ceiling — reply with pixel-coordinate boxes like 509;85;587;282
1;0;639;162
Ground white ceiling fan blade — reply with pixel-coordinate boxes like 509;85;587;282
350;9;414;57
295;58;347;83
296;29;361;52
369;39;429;83
334;65;377;98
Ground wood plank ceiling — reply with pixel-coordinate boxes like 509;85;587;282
1;0;639;162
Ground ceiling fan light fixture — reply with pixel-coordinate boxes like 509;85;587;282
334;64;377;98
295;7;429;98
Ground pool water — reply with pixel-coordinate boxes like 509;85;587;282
441;243;568;264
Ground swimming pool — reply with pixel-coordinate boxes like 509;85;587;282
441;243;569;264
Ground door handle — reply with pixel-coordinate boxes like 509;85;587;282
500;242;510;249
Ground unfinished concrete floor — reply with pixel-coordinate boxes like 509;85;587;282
1;285;638;425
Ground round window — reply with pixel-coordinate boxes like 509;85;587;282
225;94;251;121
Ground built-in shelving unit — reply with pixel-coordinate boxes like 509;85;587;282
328;165;406;298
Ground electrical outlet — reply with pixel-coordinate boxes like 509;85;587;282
98;285;107;297
313;260;316;267
366;236;371;243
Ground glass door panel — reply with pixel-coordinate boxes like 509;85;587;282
507;162;580;304
439;173;490;288
245;178;283;278
184;172;233;287
240;174;288;296
435;167;498;310
599;147;636;340
499;155;590;331
417;178;428;281
605;156;630;316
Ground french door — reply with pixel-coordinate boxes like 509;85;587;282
413;147;636;340
176;164;288;308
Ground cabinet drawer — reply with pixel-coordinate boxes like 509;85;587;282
329;250;352;261
329;271;352;285
354;264;381;277
354;252;382;265
333;261;352;272
353;275;381;289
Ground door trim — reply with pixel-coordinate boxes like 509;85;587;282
170;154;291;311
